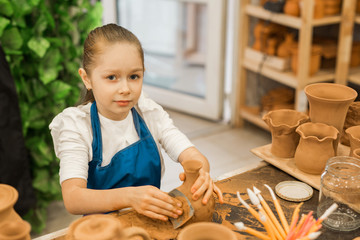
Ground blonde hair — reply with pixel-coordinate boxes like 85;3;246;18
79;24;144;104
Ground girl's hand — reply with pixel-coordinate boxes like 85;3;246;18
179;169;224;205
128;185;183;221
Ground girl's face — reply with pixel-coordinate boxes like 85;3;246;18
80;42;144;121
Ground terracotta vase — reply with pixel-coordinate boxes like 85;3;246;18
177;222;237;240
263;109;309;158
353;148;360;159
284;0;300;16
304;83;358;135
0;184;23;226
295;122;339;175
0;220;31;240
291;45;322;76
66;214;151;240
277;33;295;58
175;159;215;225
345;126;360;157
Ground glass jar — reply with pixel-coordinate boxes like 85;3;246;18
317;156;360;231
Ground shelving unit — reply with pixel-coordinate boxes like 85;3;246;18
233;0;358;130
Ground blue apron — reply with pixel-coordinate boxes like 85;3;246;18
87;102;161;190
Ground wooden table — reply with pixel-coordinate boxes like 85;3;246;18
34;161;360;240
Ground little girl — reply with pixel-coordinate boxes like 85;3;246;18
49;23;223;221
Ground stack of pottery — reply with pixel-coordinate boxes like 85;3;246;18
323;0;341;16
346;126;360;157
283;0;324;18
290;44;322;76
66;214;151;240
0;184;31;240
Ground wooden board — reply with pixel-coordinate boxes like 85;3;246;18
251;144;351;190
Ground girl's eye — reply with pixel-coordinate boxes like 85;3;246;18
107;75;116;81
130;74;140;80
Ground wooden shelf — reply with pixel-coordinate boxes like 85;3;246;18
240;106;269;131
245;5;341;29
243;58;335;88
348;67;360;85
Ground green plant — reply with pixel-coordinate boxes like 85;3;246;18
0;0;102;233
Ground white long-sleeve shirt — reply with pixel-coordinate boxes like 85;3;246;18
49;92;194;184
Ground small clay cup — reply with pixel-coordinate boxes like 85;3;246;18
177;222;237;240
66;214;150;240
353;148;360;159
263;109;309;158
345;126;360;157
0;220;31;240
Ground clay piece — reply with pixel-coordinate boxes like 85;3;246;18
353;148;360;159
66;214;150;240
0;184;23;226
294;122;339;175
341;101;360;146
283;0;300;16
261;87;295;113
177;222;237;240
263;109;309;158
174;159;215;227
0;220;31;240
291;45;322;76
345;125;360;157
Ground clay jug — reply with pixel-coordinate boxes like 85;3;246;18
291;45;322;76
304;83;358;135
177;222;237;240
66;214;151;240
345;126;360;157
353;148;360;159
0;220;31;240
284;0;300;16
263;109;309;158
0;184;23;226
176;159;215;225
295;122;339;175
277;33;295;58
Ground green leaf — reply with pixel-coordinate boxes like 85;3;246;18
1;27;23;50
50;80;72;100
0;17;10;37
27;37;50;58
0;0;13;17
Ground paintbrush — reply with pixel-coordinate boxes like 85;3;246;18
265;184;290;233
234;222;271;240
248;188;284;240
254;186;287;239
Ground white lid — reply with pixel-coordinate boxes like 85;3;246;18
275;181;313;202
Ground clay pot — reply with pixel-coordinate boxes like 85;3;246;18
284;0;300;17
295;122;339;175
176;159;215;225
353;148;360;159
263;109;309;158
266;38;278;56
291;45;322;76
177;222;237;240
340;102;360;146
304;83;358;134
346;126;360;157
277;33;296;58
66;214;151;240
314;0;325;19
0;220;31;240
0;184;23;226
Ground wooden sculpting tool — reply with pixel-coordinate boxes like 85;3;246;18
297;231;322;240
253;186;287;239
247;188;284;240
259;211;277;240
265;184;290;233
235;222;271;240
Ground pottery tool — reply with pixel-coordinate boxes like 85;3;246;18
168;189;194;229
247;188;284;240
265;184;290;233
297;231;322;240
259;211;277;240
234;222;271;240
307;203;338;234
253;186;287;239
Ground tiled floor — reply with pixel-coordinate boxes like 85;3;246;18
31;109;271;238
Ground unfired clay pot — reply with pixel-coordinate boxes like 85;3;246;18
345;126;360;157
0;220;31;240
284;0;300;17
353;148;360;159
295;122;339;175
277;33;295;58
66;214;151;240
0;184;23;226
176;159;215;226
314;0;325;19
323;0;341;15
304;83;358;135
291;45;322;76
177;222;237;240
263;109;309;158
